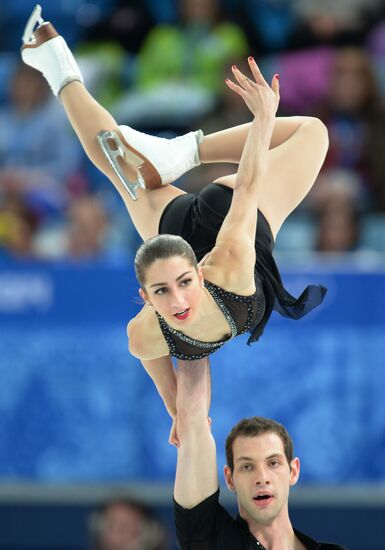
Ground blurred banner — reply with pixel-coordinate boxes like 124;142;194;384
0;258;384;484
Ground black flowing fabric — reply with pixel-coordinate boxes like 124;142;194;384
159;183;327;345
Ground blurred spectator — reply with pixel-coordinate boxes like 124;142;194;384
0;63;82;216
308;168;362;210
31;194;109;261
316;200;360;253
315;47;385;212
89;498;168;550
76;41;128;110
113;0;249;128
0;187;41;259
76;3;153;109
198;57;253;133
0;52;17;106
313;170;361;253
137;0;247;94
26;192;136;262
263;47;334;115
290;0;384;49
235;0;297;54
84;1;155;54
65;195;109;261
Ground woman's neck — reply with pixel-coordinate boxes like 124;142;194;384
168;286;232;342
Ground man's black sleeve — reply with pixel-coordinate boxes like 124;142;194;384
174;488;234;550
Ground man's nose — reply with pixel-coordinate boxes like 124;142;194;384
254;465;270;485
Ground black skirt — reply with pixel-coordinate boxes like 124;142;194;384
159;183;326;344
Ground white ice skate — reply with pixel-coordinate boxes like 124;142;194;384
21;5;84;96
97;127;203;200
21;5;202;201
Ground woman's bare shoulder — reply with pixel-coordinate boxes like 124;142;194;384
127;306;169;359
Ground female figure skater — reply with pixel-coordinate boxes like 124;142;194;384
21;6;328;435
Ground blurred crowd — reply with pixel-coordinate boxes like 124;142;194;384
88;498;168;550
1;0;385;262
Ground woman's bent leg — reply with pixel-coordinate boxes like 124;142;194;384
199;116;315;164
212;118;329;239
259;117;328;237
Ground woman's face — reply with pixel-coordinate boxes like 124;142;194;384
139;255;204;325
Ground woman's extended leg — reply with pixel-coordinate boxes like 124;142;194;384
20;7;201;241
59;82;186;240
201;116;329;239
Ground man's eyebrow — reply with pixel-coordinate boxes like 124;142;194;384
235;453;284;463
149;271;192;288
267;453;284;460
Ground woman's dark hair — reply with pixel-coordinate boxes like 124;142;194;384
134;234;198;288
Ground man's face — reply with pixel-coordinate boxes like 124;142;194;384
224;433;300;527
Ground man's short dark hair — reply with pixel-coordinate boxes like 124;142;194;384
225;416;294;472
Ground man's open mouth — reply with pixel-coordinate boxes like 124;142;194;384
253;494;273;506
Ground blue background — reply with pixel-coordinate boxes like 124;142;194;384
1;257;384;485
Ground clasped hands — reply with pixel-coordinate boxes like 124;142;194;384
169;416;213;448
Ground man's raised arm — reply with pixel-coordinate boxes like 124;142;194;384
174;358;218;509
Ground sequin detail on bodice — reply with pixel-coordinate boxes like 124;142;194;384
155;279;265;360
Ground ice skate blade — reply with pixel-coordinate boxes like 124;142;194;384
97;130;147;201
22;4;43;45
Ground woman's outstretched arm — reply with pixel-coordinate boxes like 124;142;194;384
140;356;177;420
202;59;279;291
128;315;176;421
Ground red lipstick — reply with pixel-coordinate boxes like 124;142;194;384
173;308;190;321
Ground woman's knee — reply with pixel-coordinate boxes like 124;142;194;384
303;117;329;152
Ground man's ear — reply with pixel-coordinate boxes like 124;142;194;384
139;287;150;305
289;457;300;487
224;465;236;493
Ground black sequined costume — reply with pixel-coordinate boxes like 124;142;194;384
155;278;265;360
158;183;326;360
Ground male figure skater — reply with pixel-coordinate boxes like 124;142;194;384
174;358;348;549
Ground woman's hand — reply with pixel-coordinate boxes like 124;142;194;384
169;417;180;448
225;57;280;123
169;416;212;448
